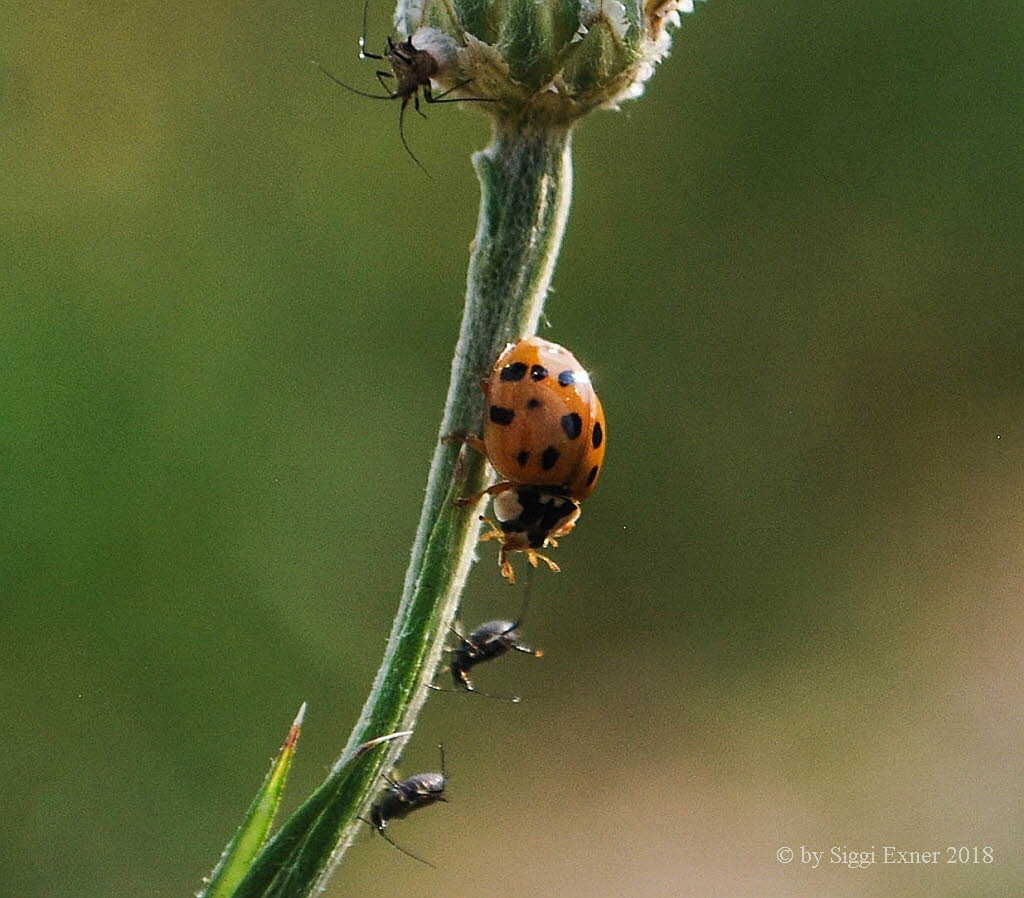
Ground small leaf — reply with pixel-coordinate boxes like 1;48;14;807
228;729;413;898
199;703;308;898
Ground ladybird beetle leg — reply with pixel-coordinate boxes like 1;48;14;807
476;516;504;543
441;431;487;456
499;551;517;585
440;431;486;456
526;550;560;574
454;479;513;507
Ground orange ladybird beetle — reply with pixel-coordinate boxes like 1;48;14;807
458;337;606;583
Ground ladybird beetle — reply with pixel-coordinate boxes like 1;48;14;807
457;337;606;583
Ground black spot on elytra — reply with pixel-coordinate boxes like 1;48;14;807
558;370;575;387
489;405;515;425
527;398;543;409
530;364;548;381
592;421;603;448
561;412;583;439
500;362;528;382
541;446;560;470
585;465;599;487
516;450;530;467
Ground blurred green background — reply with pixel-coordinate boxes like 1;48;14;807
3;1;1023;896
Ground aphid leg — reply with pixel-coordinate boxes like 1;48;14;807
413;92;427;120
396;96;428;175
424;80;500;105
315;63;396;101
447;621;468;642
375;70;394;92
425;624;465;692
381;771;404;789
375;825;437;868
424;80;467;102
512;642;542;657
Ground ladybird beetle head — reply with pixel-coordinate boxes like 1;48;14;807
493;486;580;549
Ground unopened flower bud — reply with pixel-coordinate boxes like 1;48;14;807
395;0;704;125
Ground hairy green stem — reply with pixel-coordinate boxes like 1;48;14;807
320;119;575;883
232;120;574;896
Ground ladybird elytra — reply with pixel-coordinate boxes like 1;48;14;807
482;337;606;501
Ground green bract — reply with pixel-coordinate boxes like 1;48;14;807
395;0;702;123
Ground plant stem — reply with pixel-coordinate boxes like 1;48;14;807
319;119;575;885
235;120;575;896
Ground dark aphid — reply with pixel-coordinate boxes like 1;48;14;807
314;0;492;172
365;744;448;866
451;619;543;695
428;580;543;701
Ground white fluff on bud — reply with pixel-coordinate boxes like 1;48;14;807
409;26;460;70
578;0;630;39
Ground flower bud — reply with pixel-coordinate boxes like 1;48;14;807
394;0;704;124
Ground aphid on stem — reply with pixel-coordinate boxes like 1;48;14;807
314;0;495;172
363;743;448;867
